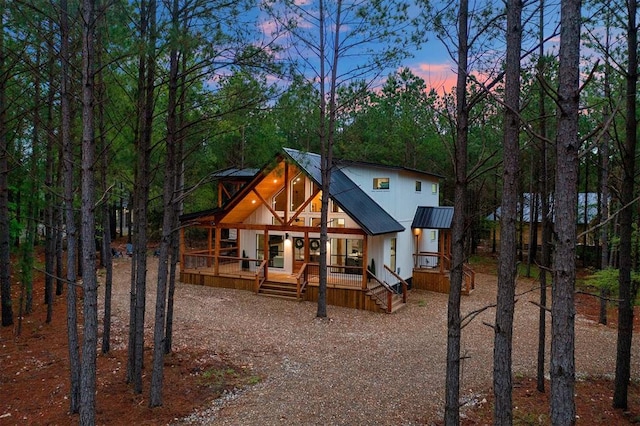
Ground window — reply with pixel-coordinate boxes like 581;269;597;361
330;238;363;269
310;189;322;212
332;218;345;228
309;238;321;263
431;183;438;194
290;173;305;211
268;235;284;268
272;188;286;211
293;238;305;261
257;234;285;268
311;217;321;227
256;234;264;261
430;230;437;241
331;201;343;213
415;181;422;192
373;177;389;190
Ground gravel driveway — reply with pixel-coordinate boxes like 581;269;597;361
106;257;639;425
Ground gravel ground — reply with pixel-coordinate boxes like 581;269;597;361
105;257;640;425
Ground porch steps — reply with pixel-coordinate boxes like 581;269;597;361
258;281;302;300
366;282;406;313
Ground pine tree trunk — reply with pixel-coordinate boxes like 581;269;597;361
444;1;468;423
79;0;98;422
60;0;80;413
613;0;637;409
551;0;581;422
493;0;522;422
151;2;180;402
0;0;13;328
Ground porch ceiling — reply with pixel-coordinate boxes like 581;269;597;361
221;161;298;224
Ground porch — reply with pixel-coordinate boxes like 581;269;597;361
412;252;475;296
180;252;409;313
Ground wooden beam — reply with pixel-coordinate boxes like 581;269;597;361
288;186;320;226
253;188;284;225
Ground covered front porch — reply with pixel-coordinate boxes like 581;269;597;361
179;224;409;313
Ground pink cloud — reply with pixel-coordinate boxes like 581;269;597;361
411;62;458;94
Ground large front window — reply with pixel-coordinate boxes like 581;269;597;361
330;238;363;270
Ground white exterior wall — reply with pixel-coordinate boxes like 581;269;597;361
343;164;441;281
237;165;442;281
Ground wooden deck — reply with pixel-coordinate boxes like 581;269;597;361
179;266;405;313
411;266;474;295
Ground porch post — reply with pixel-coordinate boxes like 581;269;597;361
207;227;213;267
439;231;445;273
264;229;269;281
362;236;368;289
214;225;220;275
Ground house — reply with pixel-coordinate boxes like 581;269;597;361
179;148;474;313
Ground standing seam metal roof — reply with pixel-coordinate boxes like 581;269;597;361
283;148;404;236
411;206;454;229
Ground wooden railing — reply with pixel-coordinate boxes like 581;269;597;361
255;260;267;293
366;270;397;313
463;264;475;294
304;263;365;289
295;263;309;299
383;265;408;303
183;251;215;269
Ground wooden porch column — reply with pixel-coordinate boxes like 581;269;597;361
208;227;213;267
362;236;368;289
264;230;269;281
214;225;221;275
439;231;445;273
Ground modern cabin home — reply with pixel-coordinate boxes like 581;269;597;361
179;148;474;313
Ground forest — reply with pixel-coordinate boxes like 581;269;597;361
0;0;638;424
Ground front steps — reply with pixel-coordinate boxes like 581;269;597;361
258;281;301;300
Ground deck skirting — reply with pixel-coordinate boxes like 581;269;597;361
180;271;387;313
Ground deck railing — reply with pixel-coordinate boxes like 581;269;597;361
304;263;365;289
366;270;399;313
383;264;408;303
255;260;267;292
296;263;309;299
414;251;450;271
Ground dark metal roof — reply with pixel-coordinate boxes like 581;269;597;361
180;207;220;222
284;148;405;236
411;206;454;229
211;167;259;179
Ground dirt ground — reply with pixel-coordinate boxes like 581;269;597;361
0;250;639;425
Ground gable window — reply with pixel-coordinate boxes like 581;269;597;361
290;173;305;211
432;183;438;194
373;177;389;190
311;189;322;212
415;181;422;192
272;188;286;211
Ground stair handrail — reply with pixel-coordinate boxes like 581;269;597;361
295;263;309;300
254;259;267;293
366;270;395;313
383;264;408;303
462;263;475;293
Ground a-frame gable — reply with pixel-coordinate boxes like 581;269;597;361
283;148;404;235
